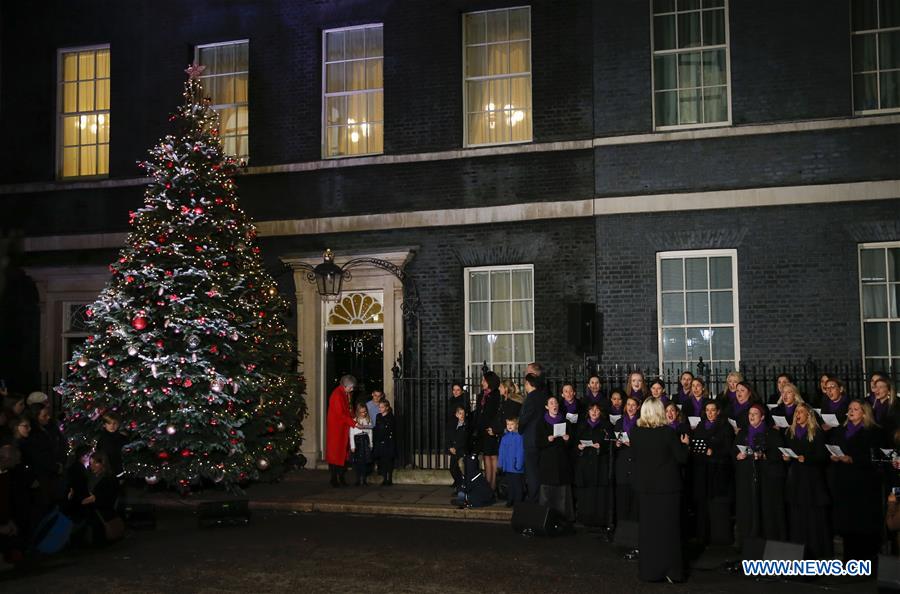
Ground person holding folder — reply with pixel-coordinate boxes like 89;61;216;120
630;398;690;583
573;402;614;528
536;395;574;523
782;403;831;559
614;395;642;547
734;403;787;547
827;400;881;565
689;400;734;545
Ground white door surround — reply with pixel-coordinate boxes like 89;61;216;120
281;247;415;464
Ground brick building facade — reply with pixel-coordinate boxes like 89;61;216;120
1;0;898;461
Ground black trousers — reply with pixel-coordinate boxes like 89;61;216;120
524;448;540;503
506;472;525;503
449;454;464;487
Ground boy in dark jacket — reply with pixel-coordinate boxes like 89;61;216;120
498;417;525;506
446;407;469;491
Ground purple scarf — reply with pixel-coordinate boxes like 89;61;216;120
726;390;737;403
845;420;863;440
658;395;671;407
667;420;678;430
873;398;889;423
689;396;704;416
586;417;602;429
747;422;766;448
544;412;564;425
823;394;847;414
731;399;750;416
562;398;578;414
622;414;637;435
630;389;644;402
794;424;807;441
609;404;623;415
784;403;796;420
703;419;715;430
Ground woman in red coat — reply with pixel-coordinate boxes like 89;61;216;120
326;375;358;487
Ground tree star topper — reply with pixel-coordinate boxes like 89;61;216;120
185;63;206;79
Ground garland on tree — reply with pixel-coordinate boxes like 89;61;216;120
57;64;306;490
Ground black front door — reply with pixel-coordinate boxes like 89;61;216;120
325;329;384;409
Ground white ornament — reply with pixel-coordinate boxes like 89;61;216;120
257;458;270;471
166;425;176;435
187;334;200;349
211;380;223;393
145;475;160;485
127;346;139;356
98;366;108;378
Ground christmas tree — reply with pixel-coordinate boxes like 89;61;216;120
58;65;306;490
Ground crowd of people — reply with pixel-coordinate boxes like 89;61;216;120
446;362;899;582
0;387;126;566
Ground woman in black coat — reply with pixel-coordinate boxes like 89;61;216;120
631;398;690;583
573;402;614;528
734;404;787;548
828;400;881;564
614;396;641;532
690;400;734;545
81;451;121;545
447;382;470;423
473;371;502;491
724;381;757;431
25;405;66;512
664;402;691;437
373;401;397;486
820;377;849;426
536;396;574;522
783;403;832;559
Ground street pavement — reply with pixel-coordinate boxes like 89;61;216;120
0;510;875;593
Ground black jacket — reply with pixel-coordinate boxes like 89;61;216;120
536;417;573;485
96;430;129;477
373;412;396;461
573;419;614;487
518;389;548;452
631;426;689;494
445;420;469;456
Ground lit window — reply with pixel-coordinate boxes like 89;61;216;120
465;265;534;378
859;243;900;374
658;250;740;373
851;0;900;113
651;0;730;129
463;7;532;146
196;41;249;163
323;25;384;158
59;46;110;178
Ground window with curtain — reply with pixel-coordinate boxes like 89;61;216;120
852;0;900;113
658;250;740;373
465;265;534;378
59;46;110;178
652;0;730;129
196;41;249;163
859;243;900;374
463;7;532;146
323;24;384;158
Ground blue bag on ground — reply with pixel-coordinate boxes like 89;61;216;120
32;508;73;554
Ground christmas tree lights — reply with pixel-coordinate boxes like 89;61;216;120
57;64;306;490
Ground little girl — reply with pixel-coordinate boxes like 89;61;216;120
349;404;374;486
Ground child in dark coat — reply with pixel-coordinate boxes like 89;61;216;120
446;406;469;491
373;401;397;486
498;417;525;506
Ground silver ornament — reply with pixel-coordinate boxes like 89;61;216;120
145;475;159;485
187;334;200;349
276;422;285;432
257;458;270;471
166;425;176;435
127;346;139;356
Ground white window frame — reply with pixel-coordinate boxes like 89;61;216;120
462;6;534;148
56;43;111;179
321;23;384;159
194;39;250;163
656;249;741;372
61;301;92;375
464;264;535;376
850;0;900;115
858;241;900;374
649;0;733;131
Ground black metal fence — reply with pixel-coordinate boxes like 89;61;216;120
393;358;883;470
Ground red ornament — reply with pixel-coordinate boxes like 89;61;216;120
194;207;204;215
183;379;193;388
180;449;192;458
106;358;115;367
210;345;218;354
215;197;223;205
157;451;170;460
165;270;174;276
125;275;135;284
155;339;164;348
131;315;147;331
